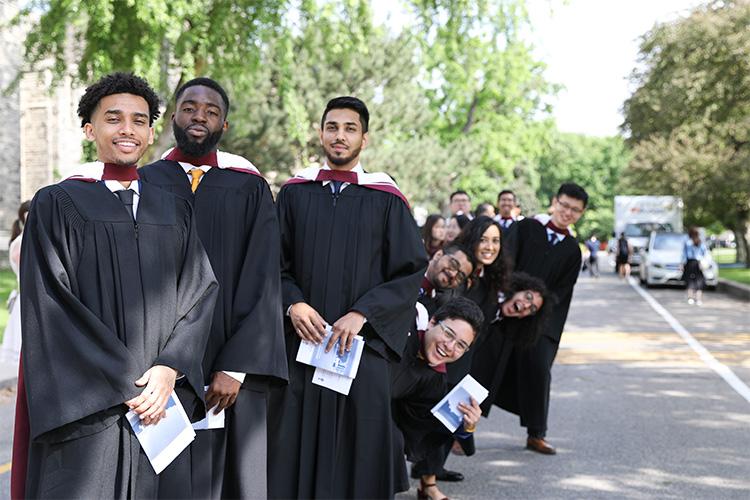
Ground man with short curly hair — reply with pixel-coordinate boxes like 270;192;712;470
13;72;218;499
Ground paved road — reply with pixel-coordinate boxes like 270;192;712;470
1;268;748;499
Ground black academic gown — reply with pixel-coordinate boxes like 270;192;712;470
470;317;527;416
20;179;218;499
139;159;288;499
267;180;427;499
391;332;449;490
500;218;581;436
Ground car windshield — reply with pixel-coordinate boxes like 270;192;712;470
625;223;674;237
653;234;685;251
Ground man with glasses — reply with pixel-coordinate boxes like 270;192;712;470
420;243;476;315
503;182;588;455
391;297;485;500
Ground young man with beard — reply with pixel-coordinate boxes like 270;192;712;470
139;77;288;499
13;73;218;499
267;96;428;498
419;243;475;315
501;182;588;455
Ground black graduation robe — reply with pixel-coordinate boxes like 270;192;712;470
499;217;581;435
267;179;427;499
139;159;288;499
470;317;527;416
20;179;218;499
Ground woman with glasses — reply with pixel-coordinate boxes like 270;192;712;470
391;298;485;500
471;272;552;417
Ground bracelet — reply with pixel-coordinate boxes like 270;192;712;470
464;423;476;433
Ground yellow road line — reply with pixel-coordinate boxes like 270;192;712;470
0;461;11;474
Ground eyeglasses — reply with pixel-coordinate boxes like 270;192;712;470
438;321;470;353
443;255;468;284
524;291;539;315
556;199;584;215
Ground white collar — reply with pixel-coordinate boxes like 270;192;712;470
104;179;140;196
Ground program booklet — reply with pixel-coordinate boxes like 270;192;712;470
431;375;489;433
126;391;196;474
296;325;365;395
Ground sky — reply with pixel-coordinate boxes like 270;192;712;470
374;0;707;137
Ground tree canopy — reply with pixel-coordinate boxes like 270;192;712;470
622;0;750;264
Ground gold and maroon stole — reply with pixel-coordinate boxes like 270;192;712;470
284;166;410;207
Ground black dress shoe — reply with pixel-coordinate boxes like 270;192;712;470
410;468;464;482
436;469;464;482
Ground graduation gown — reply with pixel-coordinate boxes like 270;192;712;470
499;217;581;434
267;176;427;499
19;179;218;499
139;157;288;499
391;332;449;489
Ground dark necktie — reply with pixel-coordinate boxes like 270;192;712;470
116;189;135;220
548;230;557;245
331;180;343;206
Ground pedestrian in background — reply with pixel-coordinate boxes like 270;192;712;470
682;227;708;305
585;235;600;277
0;200;29;367
474;202;495;219
616;232;631;279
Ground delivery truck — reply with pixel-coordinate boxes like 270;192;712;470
613;196;684;267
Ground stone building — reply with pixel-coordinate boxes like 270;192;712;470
0;0;82;250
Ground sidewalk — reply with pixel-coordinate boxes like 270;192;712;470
0;359;18;391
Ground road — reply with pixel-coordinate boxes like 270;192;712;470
1;268;749;499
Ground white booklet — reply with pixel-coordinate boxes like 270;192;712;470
126;391;196;474
192;385;226;430
431;375;489;433
311;367;354;395
296;325;365;395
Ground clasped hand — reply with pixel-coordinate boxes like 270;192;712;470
289;302;365;355
125;365;178;426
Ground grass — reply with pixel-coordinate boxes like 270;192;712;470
0;269;18;342
712;247;737;264
719;267;750;286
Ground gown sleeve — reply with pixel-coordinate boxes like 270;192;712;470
155;200;219;405
277;186;306;312
209;180;288;383
349;197;428;358
20;187;144;442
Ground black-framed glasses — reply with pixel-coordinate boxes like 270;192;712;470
438;321;470;353
444;255;468;284
556;199;584;215
524;291;539;316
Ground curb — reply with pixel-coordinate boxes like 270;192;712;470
718;278;750;302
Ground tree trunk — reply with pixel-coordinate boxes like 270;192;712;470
733;224;749;267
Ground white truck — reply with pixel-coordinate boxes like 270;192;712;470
613;196;684;267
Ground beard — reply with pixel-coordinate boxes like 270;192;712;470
173;122;224;157
325;143;361;167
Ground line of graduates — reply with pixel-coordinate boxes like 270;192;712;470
10;71;588;500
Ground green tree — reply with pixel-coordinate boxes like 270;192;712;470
622;1;750;265
537;132;630;239
11;0;288;159
406;0;556;205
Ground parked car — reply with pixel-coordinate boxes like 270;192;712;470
639;232;718;288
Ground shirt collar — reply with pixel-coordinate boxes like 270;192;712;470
103;179;140;196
